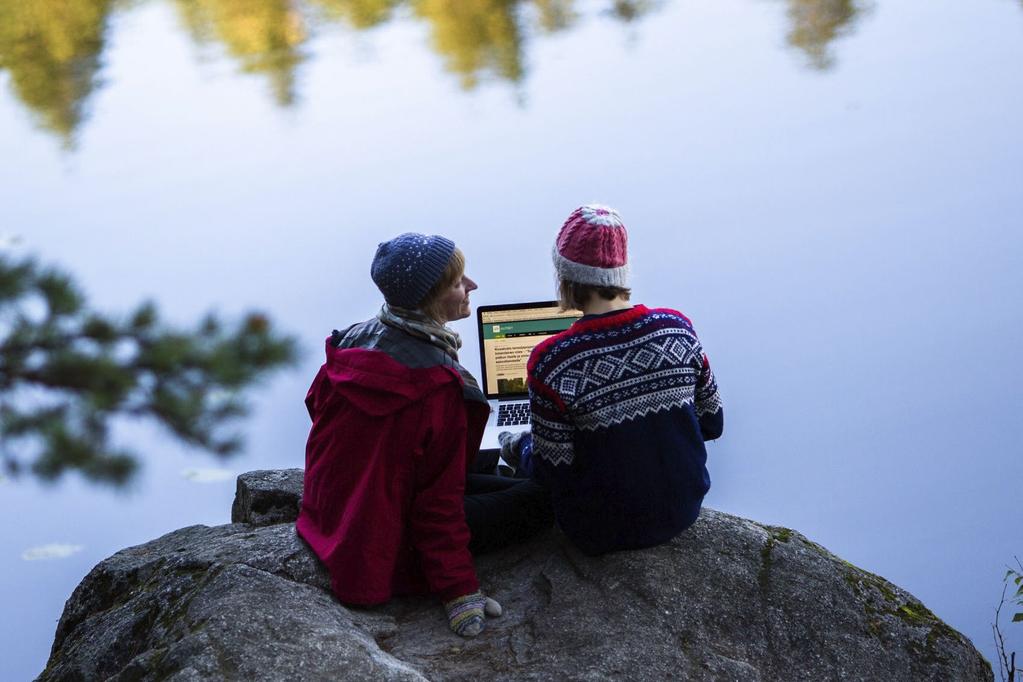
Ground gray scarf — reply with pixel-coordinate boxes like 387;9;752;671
377;304;485;402
377;304;462;361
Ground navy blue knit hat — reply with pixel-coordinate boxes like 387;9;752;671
371;233;457;309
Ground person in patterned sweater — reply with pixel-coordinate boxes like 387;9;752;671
521;204;723;556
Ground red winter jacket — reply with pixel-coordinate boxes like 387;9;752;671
296;342;488;605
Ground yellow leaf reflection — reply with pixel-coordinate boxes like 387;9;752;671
785;0;868;70
0;0;113;145
533;0;577;33
173;0;307;105
412;0;525;89
309;0;402;29
0;0;660;144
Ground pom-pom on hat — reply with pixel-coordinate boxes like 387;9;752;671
371;233;456;309
553;204;629;287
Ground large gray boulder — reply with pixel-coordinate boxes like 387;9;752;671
40;470;992;681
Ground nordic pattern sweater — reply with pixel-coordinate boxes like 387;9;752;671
526;305;723;555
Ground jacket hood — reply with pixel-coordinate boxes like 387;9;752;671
316;344;462;417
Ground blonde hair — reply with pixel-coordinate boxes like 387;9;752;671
420;248;466;322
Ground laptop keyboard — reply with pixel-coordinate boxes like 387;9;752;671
496;402;531;427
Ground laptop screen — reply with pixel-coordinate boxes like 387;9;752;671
477;301;582;399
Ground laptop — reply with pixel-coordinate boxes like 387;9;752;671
476;301;583;451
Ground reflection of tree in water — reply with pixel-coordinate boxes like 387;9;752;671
533;0;576;33
174;0;307;105
785;0;867;70
309;0;401;29
0;0;656;142
0;0;113;146
313;0;654;90
610;0;659;23
414;0;525;88
0;0;878;144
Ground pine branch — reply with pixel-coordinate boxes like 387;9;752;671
0;255;297;487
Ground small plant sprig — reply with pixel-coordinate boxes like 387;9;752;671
993;556;1023;681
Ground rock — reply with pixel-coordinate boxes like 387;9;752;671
40;471;992;681
230;468;303;526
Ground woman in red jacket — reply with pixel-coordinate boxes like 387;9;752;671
297;233;549;638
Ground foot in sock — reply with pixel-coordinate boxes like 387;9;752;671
444;591;503;637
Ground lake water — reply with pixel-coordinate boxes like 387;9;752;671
2;0;1022;678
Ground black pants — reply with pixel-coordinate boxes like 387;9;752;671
464;474;553;555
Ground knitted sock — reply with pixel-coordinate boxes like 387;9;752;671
443;592;503;637
444;591;486;637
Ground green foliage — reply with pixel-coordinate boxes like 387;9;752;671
0;254;297;487
1008;564;1023;623
993;556;1023;681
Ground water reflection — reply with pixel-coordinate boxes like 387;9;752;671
534;0;575;32
0;0;878;144
310;0;401;29
180;467;235;483
415;0;526;88
786;0;868;70
174;0;307;105
608;0;659;23
20;544;84;561
0;0;113;146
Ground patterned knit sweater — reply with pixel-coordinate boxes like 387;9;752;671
526;304;723;555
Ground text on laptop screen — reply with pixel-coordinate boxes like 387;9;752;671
479;305;581;397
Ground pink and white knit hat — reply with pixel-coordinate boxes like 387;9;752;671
553;204;629;287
